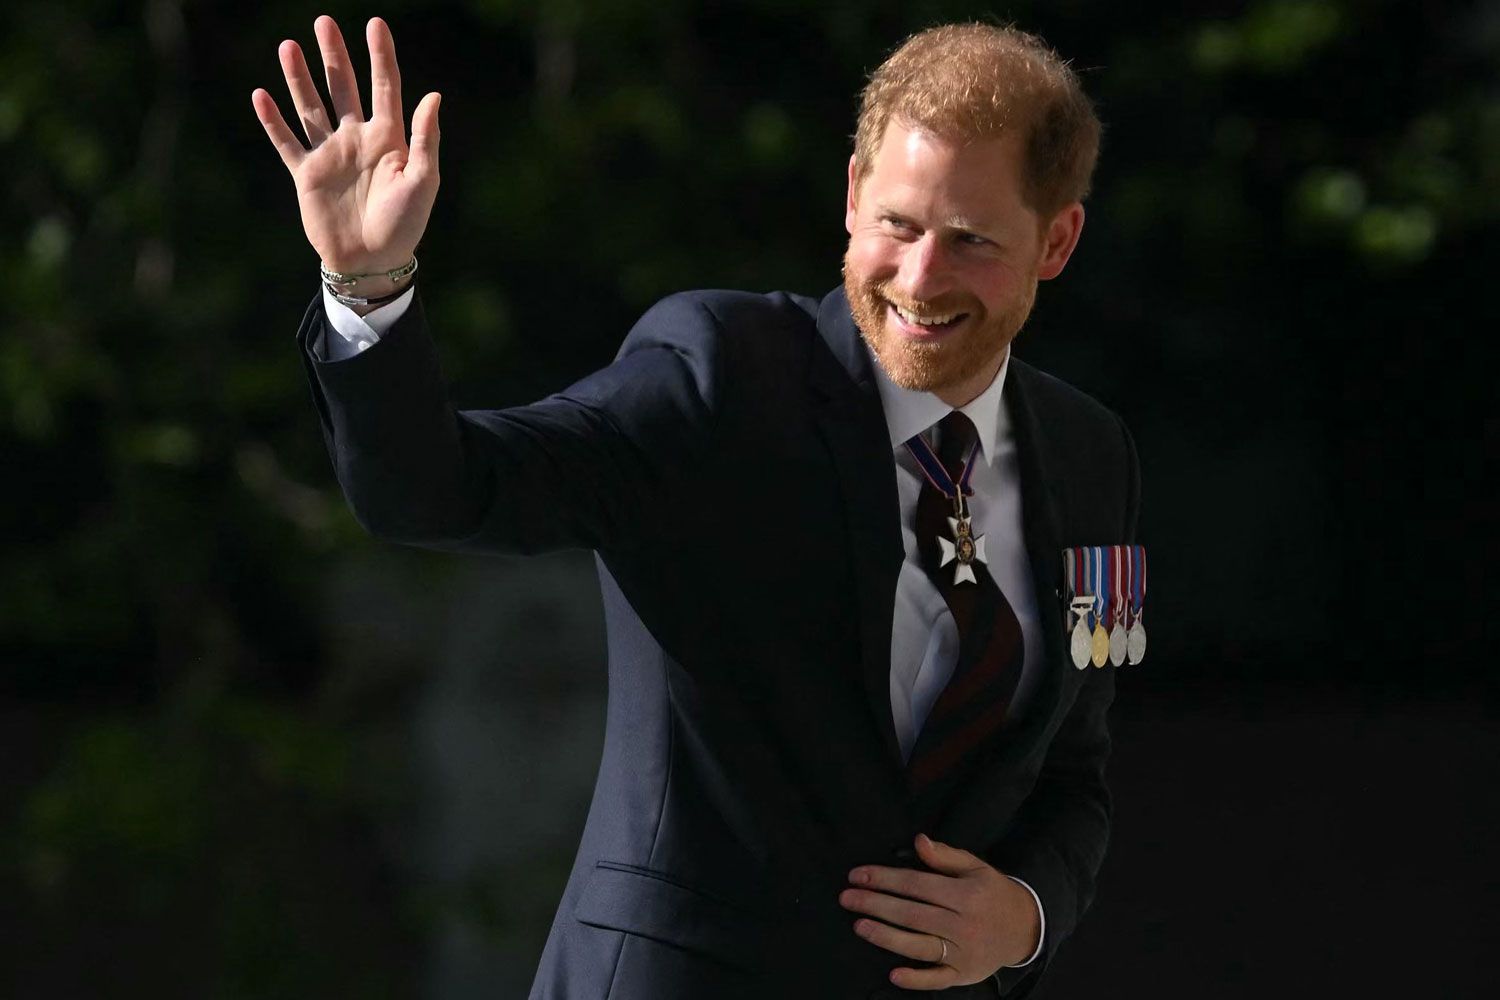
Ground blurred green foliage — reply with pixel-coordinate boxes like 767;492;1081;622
1;0;1492;994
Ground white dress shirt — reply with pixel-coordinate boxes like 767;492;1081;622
864;338;1045;969
320;287;1046;968
863;342;1044;761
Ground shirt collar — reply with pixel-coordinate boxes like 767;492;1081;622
864;339;1012;462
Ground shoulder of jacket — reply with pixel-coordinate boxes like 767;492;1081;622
647;288;818;330
1011;356;1125;432
621;288;819;360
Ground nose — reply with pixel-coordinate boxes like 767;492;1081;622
893;232;954;303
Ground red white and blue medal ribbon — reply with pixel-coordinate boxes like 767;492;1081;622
1067;546;1094;669
1064;544;1147;669
1109;546;1128;665
1127;544;1148;664
1090;545;1111;667
904;430;986;585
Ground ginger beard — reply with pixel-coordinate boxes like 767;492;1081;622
842;248;1038;397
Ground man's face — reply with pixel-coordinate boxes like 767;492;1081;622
842;119;1079;405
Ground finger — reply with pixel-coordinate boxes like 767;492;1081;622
914;833;986;876
853;917;954;966
839;887;957;941
889;962;963;991
276;40;332;146
366;16;402;124
314;14;364;122
849;865;963;913
407;92;441;179
251;88;307;172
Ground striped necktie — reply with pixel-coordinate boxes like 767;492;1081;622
905;411;1024;825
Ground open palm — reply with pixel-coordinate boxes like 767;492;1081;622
250;15;440;274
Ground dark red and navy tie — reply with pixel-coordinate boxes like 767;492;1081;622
905;411;1024;824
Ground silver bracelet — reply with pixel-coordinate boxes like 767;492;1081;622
320;255;418;288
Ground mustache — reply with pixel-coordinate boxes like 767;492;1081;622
865;282;973;318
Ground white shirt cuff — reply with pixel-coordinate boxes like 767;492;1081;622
1003;874;1045;967
320;284;415;361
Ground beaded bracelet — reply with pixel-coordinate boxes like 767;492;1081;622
320;255;418;288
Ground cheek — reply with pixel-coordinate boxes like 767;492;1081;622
964;272;1016;313
847;238;898;280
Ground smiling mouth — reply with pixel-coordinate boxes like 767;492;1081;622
886;300;969;336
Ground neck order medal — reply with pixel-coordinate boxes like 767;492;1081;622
940;490;987;586
904;427;986;586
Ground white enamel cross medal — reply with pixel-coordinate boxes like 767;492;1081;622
939;491;987;586
903;424;986;587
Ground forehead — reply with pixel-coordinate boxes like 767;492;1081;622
863;119;1031;225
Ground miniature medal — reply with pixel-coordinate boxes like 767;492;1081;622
1126;544;1148;665
1069;598;1094;670
1126;618;1147;664
1108;546;1128;666
1089;619;1110;667
1089;545;1110;667
1108;618;1128;666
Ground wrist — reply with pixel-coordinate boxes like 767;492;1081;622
321;255;418;315
342;281;411;316
320;251;415;276
1000;874;1043;967
342;271;412;300
321;254;417;285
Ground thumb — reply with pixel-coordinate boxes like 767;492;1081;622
409;92;441;177
915;832;983;874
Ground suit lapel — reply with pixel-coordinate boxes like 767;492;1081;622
810;288;911;796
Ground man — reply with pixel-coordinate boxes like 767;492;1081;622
253;15;1139;999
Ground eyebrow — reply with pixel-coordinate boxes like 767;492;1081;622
875;202;997;235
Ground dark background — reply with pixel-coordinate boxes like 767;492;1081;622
2;0;1494;997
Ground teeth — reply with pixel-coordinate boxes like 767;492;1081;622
893;305;958;326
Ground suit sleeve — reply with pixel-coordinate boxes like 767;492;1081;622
295;285;721;555
987;410;1141;998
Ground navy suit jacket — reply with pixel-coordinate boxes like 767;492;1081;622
296;284;1140;999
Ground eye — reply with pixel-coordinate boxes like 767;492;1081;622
881;215;915;231
957;232;990;246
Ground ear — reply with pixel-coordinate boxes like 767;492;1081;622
845;154;860;235
1036;202;1085;281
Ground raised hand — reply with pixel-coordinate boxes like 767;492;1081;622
251;15;440;278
